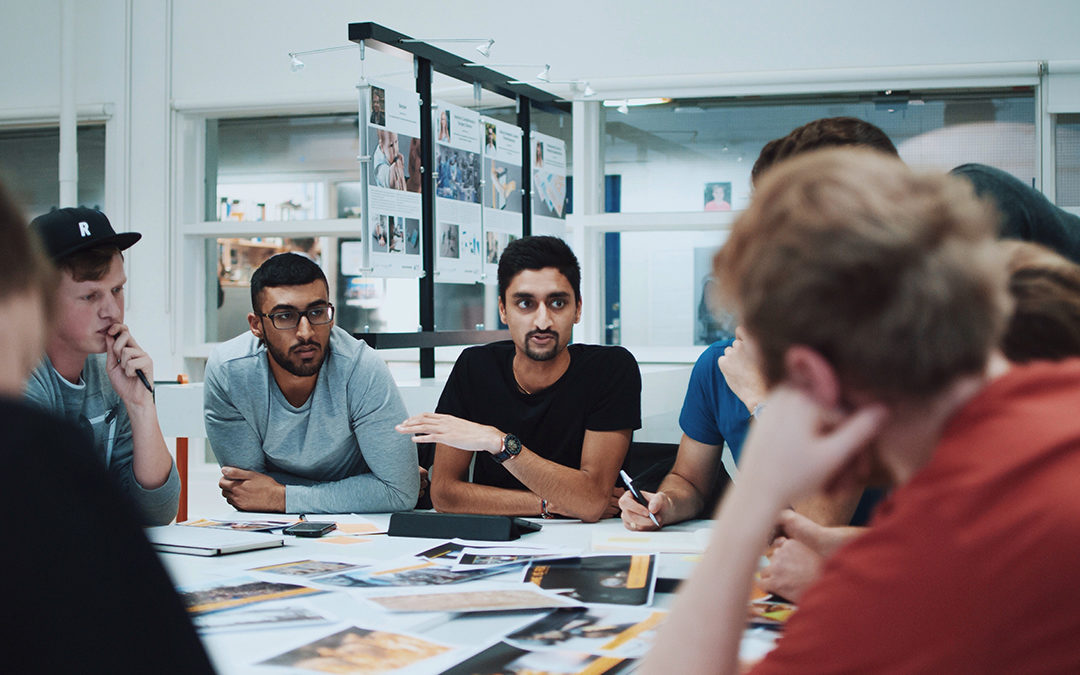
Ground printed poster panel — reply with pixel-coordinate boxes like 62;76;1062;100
481;116;525;284
364;81;423;278
530;131;567;240
434;101;483;284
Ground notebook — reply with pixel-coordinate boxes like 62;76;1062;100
146;525;285;556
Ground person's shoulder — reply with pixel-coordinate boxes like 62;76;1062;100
569;343;639;369
207;331;262;371
24;357;54;395
693;338;734;365
329;325;371;363
459;340;513;365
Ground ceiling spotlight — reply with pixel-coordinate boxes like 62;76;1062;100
583;82;596;97
617;101;629;114
537;64;551;82
286;45;358;72
400;37;496;57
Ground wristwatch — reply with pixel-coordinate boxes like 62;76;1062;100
492;433;522;464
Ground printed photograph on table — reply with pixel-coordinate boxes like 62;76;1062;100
441;641;633;675
748;599;797;629
178;577;323;615
191;602;331;634
260;626;452;673
250;559;368;578
525;555;656;606
366;587;582;613
182;518;292;532
506;607;667;658
703;181;732;211
315;560;513;588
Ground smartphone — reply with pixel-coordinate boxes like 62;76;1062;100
283;521;336;538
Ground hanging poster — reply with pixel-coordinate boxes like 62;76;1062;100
529;131;567;240
363;81;423;278
433;101;484;284
481;116;525;284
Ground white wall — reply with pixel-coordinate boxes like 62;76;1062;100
3;0;1080;375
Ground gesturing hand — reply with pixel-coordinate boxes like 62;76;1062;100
395;413;504;454
737;387;888;507
219;467;286;512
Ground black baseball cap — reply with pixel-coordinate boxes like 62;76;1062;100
29;207;141;263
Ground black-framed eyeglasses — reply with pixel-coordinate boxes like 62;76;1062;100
257;304;335;330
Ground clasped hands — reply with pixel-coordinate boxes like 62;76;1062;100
219;466;286;512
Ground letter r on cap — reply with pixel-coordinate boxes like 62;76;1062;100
78;221;91;237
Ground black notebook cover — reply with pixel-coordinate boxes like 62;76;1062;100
387;512;541;541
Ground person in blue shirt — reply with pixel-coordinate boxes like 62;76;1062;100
619;328;771;529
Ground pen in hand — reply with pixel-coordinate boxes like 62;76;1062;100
620;469;661;528
135;369;154;394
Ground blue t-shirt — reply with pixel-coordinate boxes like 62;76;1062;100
678;339;751;462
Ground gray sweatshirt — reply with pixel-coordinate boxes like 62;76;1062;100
203;326;418;513
24;354;181;526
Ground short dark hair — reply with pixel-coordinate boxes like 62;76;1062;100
751;117;899;186
1000;240;1080;363
249;252;328;311
497;236;581;303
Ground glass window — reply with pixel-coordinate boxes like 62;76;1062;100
602;89;1035;213
1055;113;1080;207
0;124;106;219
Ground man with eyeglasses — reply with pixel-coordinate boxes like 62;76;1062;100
204;252;419;513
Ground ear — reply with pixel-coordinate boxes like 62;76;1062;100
498;297;507;325
247;312;263;340
783;345;841;409
573;298;582;324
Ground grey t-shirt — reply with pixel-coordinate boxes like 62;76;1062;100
203;326;419;514
24;354;182;526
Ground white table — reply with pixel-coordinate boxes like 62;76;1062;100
157;515;768;673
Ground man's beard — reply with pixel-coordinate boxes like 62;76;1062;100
267;338;325;377
523;329;560;362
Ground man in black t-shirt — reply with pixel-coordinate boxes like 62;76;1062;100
397;236;641;522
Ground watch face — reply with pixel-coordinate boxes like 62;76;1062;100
505;434;522;455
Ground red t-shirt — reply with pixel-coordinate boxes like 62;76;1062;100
753;360;1080;674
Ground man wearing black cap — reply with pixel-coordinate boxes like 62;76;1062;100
25;207;180;525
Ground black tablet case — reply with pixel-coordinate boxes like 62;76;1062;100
387;512;541;541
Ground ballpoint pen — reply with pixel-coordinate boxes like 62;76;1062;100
620;469;661;528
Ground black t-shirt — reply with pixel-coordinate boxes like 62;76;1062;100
1;398;215;675
435;341;642;491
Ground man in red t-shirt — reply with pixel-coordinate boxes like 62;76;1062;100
643;148;1080;674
